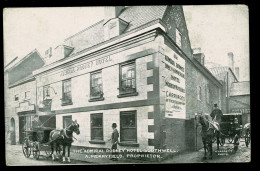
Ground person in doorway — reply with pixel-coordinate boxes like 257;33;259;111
110;123;119;161
210;104;223;131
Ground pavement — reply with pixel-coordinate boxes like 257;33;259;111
5;138;251;166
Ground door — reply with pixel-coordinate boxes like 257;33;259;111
19;116;25;144
10;118;16;145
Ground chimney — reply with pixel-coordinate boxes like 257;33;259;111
103;6;128;41
192;48;205;66
235;67;239;81
227;52;234;71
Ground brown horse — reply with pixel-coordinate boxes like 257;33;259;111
49;120;80;163
197;113;220;159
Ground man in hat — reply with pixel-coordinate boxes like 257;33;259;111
210;104;223;131
110;123;119;161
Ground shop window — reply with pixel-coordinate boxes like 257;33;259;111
120;111;137;142
89;70;104;102
90;114;103;141
62;79;72;105
63;115;72;128
197;86;202;101
14;94;19;101
118;61;138;98
176;29;182;48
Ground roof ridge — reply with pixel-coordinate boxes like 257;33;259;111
64;19;104;42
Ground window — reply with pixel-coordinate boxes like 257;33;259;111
176;29;182;48
25;91;30;100
62;79;72;105
63;115;72;128
43;85;50;100
120;111;137;142
90;114;103;141
197;86;202;101
89;71;104;101
118;61;138;97
14;94;19;101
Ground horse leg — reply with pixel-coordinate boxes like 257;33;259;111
209;140;213;159
216;132;220;150
67;145;71;163
202;139;207;160
62;145;66;163
51;143;55;160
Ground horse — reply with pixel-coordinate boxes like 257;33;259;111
49;120;80;163
197;113;221;159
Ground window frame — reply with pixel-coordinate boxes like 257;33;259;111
90;113;104;141
62;79;72;106
197;86;202;101
120;110;137;143
89;70;104;102
118;60;138;98
63;115;72;129
25;91;31;100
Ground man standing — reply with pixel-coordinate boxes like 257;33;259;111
110;123;119;161
210;104;223;131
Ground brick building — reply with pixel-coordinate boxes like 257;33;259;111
5;6;223;157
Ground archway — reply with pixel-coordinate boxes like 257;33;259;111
10;118;16;145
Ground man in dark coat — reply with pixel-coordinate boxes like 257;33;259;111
210;104;223;131
110;123;119;161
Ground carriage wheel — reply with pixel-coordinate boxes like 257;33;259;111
22;140;31;158
245;131;251;147
33;143;40;160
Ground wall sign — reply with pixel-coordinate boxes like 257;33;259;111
164;52;186;119
16;101;35;113
231;108;250;114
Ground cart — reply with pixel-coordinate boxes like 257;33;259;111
22;126;62;160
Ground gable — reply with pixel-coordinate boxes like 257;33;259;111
162;5;192;59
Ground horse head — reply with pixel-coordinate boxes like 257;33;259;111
196;112;206;126
68;120;80;135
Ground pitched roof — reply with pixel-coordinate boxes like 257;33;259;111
208;67;229;81
230;81;250;96
63;6;167;57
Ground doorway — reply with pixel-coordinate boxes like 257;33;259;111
10;118;16;145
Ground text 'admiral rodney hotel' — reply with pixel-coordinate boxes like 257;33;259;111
11;6;224;157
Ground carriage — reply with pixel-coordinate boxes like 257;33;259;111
219;113;251;150
22;126;62;160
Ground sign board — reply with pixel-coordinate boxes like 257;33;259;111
230;108;250;114
164;52;186;119
16;101;35;113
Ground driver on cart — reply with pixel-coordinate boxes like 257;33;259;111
209;103;223;132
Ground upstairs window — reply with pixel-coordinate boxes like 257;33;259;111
25;91;30;100
89;70;104;101
90;113;103;141
176;29;182;48
14;94;19;101
205;84;210;104
62;79;72;105
118;61;138;97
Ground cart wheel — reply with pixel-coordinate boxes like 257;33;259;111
233;134;239;152
33;143;40;160
245;132;251;147
22;140;31;158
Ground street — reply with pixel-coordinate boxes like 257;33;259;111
5;139;250;166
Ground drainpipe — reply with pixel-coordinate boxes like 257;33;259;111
226;72;229;113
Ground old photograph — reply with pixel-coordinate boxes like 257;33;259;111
4;5;250;165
